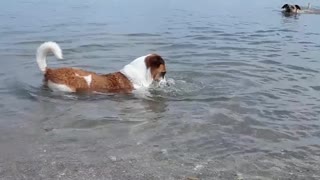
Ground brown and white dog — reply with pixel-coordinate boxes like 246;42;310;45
36;42;167;93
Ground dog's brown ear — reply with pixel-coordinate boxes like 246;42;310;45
282;4;289;8
295;5;301;10
145;54;165;68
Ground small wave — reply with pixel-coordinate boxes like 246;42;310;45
4;79;129;103
64;117;143;129
125;33;160;37
310;86;320;91
285;65;319;73
149;77;207;100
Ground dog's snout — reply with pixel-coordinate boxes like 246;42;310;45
161;71;166;77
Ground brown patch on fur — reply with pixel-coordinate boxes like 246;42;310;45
145;54;166;81
45;68;133;93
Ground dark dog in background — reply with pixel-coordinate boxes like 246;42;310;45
281;4;301;13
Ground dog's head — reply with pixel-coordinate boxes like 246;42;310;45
282;4;301;13
145;54;166;83
120;54;167;89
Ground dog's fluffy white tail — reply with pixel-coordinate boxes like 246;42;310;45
36;41;63;73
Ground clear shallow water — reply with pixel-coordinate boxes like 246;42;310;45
1;0;320;179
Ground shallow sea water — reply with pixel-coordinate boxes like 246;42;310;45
0;0;320;179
